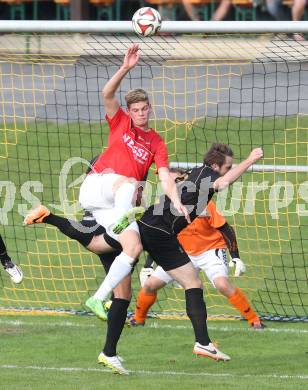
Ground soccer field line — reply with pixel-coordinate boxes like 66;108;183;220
149;322;308;334
1;318;308;334
1;364;308;380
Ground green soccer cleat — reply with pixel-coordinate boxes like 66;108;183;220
112;206;145;234
85;296;108;321
103;299;113;312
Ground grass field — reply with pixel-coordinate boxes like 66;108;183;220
0;315;307;389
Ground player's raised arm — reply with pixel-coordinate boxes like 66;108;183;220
102;44;140;118
213;147;263;191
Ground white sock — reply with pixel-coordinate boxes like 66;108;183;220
93;252;135;301
114;182;136;219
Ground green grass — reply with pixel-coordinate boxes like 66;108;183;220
0;115;307;319
0;315;307;390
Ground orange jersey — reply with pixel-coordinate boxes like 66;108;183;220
177;201;226;256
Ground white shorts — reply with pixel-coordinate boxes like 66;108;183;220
79;173;139;240
152;248;228;287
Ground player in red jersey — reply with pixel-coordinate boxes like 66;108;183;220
25;44;188;320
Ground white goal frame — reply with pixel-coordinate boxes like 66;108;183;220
0;20;308;34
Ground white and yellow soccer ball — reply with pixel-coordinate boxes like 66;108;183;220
132;7;162;37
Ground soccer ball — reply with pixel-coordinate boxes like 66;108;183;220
132;7;162;37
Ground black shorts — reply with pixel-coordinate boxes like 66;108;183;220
98;251;138;274
138;222;190;272
98;251;120;273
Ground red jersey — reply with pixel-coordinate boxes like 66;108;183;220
92;108;169;180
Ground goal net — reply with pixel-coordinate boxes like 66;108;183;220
0;24;307;321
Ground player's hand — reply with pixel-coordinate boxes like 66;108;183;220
139;267;154;287
229;258;246;277
122;44;140;70
173;200;191;223
248;148;263;164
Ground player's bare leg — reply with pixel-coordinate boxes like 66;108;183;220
112;274;132;300
86;234;116;254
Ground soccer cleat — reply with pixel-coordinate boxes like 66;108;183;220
251;319;266;330
4;260;23;284
103;299;113;312
23;205;50;225
128;316;145;327
98;352;129;375
193;342;231;362
85;296;108;321
102;300;137;327
112;206;145;234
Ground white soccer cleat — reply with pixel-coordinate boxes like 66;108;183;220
193;342;231;362
4;261;23;284
98;352;129;375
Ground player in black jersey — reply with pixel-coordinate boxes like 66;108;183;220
136;144;263;361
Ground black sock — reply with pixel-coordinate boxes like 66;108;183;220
0;234;11;267
185;288;211;346
103;298;130;357
44;214;95;247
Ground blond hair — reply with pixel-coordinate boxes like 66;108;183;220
125;88;149;108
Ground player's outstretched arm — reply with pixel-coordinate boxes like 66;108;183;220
213;147;263;191
102;44;140;119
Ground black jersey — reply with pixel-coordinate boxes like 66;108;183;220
140;165;220;235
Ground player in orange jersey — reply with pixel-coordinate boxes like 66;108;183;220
132;200;264;330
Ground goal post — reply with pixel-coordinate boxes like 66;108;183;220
0;21;307;321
